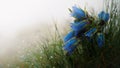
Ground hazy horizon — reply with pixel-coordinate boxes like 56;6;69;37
0;0;104;65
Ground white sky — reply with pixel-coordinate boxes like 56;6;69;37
0;0;103;56
0;0;103;37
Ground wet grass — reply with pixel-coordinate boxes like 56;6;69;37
5;0;120;68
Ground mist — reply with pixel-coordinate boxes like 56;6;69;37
0;0;103;65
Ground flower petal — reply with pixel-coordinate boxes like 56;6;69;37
98;11;105;19
71;6;86;19
85;28;97;37
71;21;87;32
98;11;109;22
97;33;104;47
64;31;75;42
103;13;109;22
66;45;77;55
63;38;77;51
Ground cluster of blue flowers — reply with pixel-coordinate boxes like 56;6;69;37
63;6;109;55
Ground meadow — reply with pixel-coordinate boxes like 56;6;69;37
1;0;120;68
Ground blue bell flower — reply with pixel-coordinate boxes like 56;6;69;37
85;28;97;37
98;11;109;22
103;13;109;22
64;31;75;42
97;33;104;48
71;21;87;32
63;38;77;51
98;11;105;19
71;6;86;19
66;45;77;55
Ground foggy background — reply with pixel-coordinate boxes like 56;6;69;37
0;0;103;64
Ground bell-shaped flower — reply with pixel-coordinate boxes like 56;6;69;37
71;21;87;32
85;28;97;38
71;6;86;19
64;31;75;42
98;11;105;19
63;38;77;52
98;11;109;22
97;33;104;47
103;13;109;22
66;45;77;55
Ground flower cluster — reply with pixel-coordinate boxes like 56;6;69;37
63;6;109;55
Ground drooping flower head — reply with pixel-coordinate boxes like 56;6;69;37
98;11;105;19
103;13;109;22
66;45;77;56
64;31;75;42
71;21;88;32
97;33;105;48
71;6;86;19
85;28;97;38
62;5;109;56
63;38;79;55
98;11;110;22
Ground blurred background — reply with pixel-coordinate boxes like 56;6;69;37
0;0;105;67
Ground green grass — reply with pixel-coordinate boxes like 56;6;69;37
9;0;120;68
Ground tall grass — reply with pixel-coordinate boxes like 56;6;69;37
10;0;120;68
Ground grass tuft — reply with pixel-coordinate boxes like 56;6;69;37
10;0;120;68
